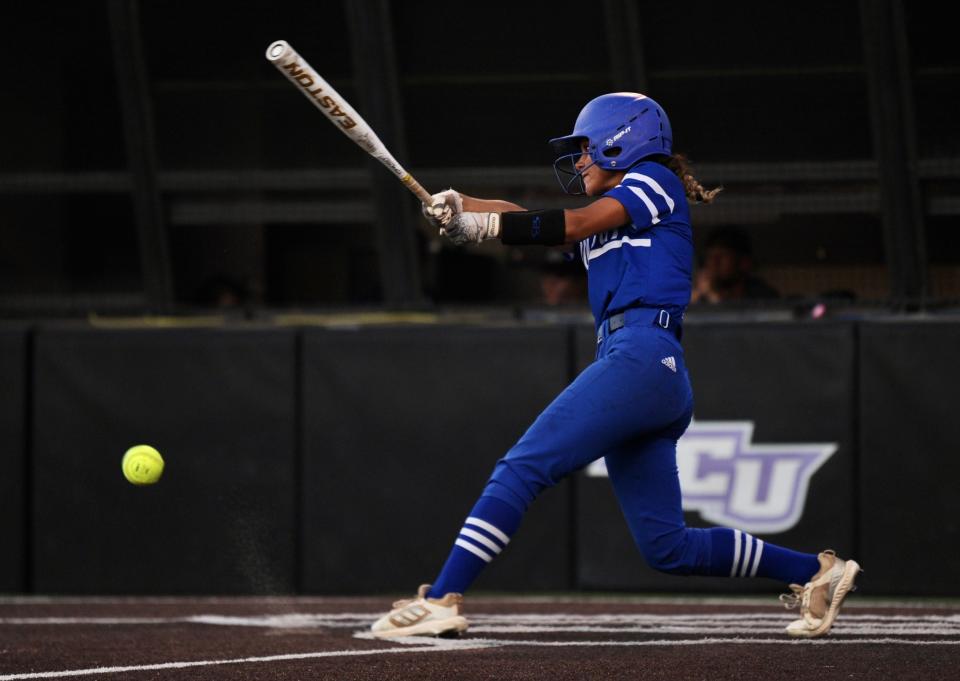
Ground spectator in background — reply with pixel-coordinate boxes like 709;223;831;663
197;275;250;309
691;227;779;303
539;250;586;306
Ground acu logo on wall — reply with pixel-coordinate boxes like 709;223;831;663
587;420;836;534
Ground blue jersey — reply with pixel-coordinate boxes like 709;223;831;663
577;160;693;325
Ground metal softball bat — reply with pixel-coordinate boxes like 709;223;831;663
265;40;433;205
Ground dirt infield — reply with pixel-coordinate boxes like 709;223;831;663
1;595;958;680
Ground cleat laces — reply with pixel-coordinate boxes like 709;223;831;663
391;584;432;609
778;583;806;610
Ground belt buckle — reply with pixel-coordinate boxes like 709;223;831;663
658;310;670;329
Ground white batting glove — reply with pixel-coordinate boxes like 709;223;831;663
443;212;501;245
421;188;463;228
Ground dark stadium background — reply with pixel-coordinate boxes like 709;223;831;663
1;1;958;597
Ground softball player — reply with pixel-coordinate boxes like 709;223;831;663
371;93;859;640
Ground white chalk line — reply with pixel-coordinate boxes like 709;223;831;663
6;612;960;622
0;618;171;626
469;626;960;636
3;595;957;609
381;635;960;648
4;620;958;637
4;613;960;641
5;612;960;631
4;612;960;642
0;642;491;681
6;613;959;643
469;613;960;623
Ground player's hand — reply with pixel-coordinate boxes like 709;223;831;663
421;188;463;228
443;212;501;245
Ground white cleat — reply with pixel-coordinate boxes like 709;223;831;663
370;584;469;639
780;549;861;638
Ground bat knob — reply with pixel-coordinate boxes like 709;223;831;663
266;40;291;61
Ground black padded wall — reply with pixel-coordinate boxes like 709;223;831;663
32;326;297;593
859;321;960;595
301;325;572;593
0;325;28;592
11;319;960;596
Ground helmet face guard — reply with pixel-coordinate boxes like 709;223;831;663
550;137;593;196
549;92;673;195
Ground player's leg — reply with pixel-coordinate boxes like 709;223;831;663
604;431;860;637
427;327;691;599
371;327;688;638
604;433;820;582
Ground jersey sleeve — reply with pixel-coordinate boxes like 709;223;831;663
603;164;681;231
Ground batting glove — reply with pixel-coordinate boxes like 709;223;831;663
443;212;501;245
421;188;463;228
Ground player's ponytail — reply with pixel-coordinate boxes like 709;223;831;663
662;153;722;204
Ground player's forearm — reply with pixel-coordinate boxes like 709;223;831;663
562;209;591;243
444;199;629;246
461;195;526;213
563;198;631;242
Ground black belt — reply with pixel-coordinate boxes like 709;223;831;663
597;307;682;344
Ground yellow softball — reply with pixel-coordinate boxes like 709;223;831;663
122;445;165;485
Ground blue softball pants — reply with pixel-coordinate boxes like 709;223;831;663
483;322;715;575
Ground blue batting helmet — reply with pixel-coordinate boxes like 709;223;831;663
549;92;673;194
